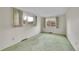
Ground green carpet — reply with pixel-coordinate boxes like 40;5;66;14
3;33;75;51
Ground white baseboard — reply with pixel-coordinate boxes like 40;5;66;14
67;35;78;51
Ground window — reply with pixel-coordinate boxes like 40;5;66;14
27;16;34;23
23;16;27;21
13;8;37;27
45;17;59;28
47;17;56;27
23;13;34;23
23;12;37;25
23;15;27;24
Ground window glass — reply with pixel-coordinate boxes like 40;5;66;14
46;17;57;28
27;16;34;22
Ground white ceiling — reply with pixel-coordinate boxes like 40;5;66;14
17;7;69;17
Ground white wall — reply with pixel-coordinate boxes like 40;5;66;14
0;7;41;50
41;15;66;35
66;8;79;50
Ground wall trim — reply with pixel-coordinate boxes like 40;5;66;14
66;35;78;51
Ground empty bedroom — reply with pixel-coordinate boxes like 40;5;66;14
0;7;79;51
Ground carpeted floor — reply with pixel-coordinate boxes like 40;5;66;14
3;33;75;51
